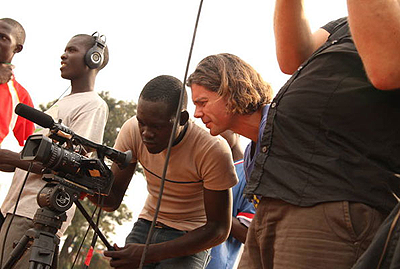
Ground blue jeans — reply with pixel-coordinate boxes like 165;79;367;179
125;218;210;269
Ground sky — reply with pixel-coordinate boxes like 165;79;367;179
1;0;348;246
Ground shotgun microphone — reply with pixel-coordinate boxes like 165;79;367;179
15;103;54;129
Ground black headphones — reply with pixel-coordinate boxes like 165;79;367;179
85;32;106;69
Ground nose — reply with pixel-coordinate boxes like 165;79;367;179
61;52;67;60
193;106;203;119
141;127;155;140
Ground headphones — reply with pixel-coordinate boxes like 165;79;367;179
85;32;106;69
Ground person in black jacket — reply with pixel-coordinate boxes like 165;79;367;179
188;1;400;269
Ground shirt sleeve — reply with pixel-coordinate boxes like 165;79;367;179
199;135;238;191
321;17;348;34
12;81;35;146
113;117;138;164
232;162;255;227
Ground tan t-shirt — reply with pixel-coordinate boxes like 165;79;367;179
1;91;108;235
114;117;238;231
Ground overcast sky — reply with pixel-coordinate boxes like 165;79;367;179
4;1;348;107
1;0;348;246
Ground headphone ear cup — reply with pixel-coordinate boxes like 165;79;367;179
85;46;103;69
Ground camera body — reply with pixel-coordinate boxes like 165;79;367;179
21;134;113;196
15;103;132;197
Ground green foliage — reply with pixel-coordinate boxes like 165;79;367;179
38;99;57;112
39;91;138;267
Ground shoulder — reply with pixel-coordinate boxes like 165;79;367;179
118;117;139;140
120;116;137;131
186;120;231;153
62;91;108;112
114;116;139;153
84;91;108;108
10;78;33;103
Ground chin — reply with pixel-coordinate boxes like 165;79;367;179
209;129;221;136
146;146;163;154
60;73;70;80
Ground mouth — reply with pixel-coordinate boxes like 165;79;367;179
60;62;67;70
142;140;161;154
142;140;156;147
204;121;211;129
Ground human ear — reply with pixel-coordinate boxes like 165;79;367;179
14;44;23;54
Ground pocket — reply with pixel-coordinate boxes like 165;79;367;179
323;201;384;243
348;202;384;242
323;201;356;242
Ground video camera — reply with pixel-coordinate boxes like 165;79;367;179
15;103;132;196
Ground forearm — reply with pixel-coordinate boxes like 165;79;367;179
87;190;123;212
0;164;15;172
274;0;315;73
145;219;231;263
230;217;248;244
347;0;400;90
0;149;42;174
87;162;136;212
144;188;232;263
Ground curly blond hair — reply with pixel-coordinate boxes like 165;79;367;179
187;53;273;115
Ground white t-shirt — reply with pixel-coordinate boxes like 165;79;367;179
1;91;108;235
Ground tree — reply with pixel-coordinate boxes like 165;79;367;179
39;91;139;267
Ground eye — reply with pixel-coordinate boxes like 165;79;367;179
66;47;77;53
195;100;207;107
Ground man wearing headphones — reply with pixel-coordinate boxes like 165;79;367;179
0;33;109;268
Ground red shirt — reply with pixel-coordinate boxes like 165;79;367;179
0;76;35;146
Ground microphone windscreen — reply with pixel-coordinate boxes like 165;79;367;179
15;103;54;128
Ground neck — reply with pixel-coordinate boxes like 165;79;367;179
70;74;96;94
172;122;188;146
230;108;263;142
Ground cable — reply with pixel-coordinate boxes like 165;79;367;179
54;85;71;104
0;162;33;267
137;0;204;268
84;195;104;268
71;206;99;269
71;189;103;269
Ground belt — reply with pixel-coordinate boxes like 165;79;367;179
139;218;181;231
154;221;174;229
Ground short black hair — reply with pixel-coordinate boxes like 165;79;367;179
140;75;188;115
73;34;109;70
0;18;26;45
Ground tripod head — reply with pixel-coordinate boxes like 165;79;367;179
2;178;113;269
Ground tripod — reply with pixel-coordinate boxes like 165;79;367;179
2;175;113;269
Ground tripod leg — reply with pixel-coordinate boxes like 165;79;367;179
28;229;59;269
2;234;31;269
74;200;113;250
